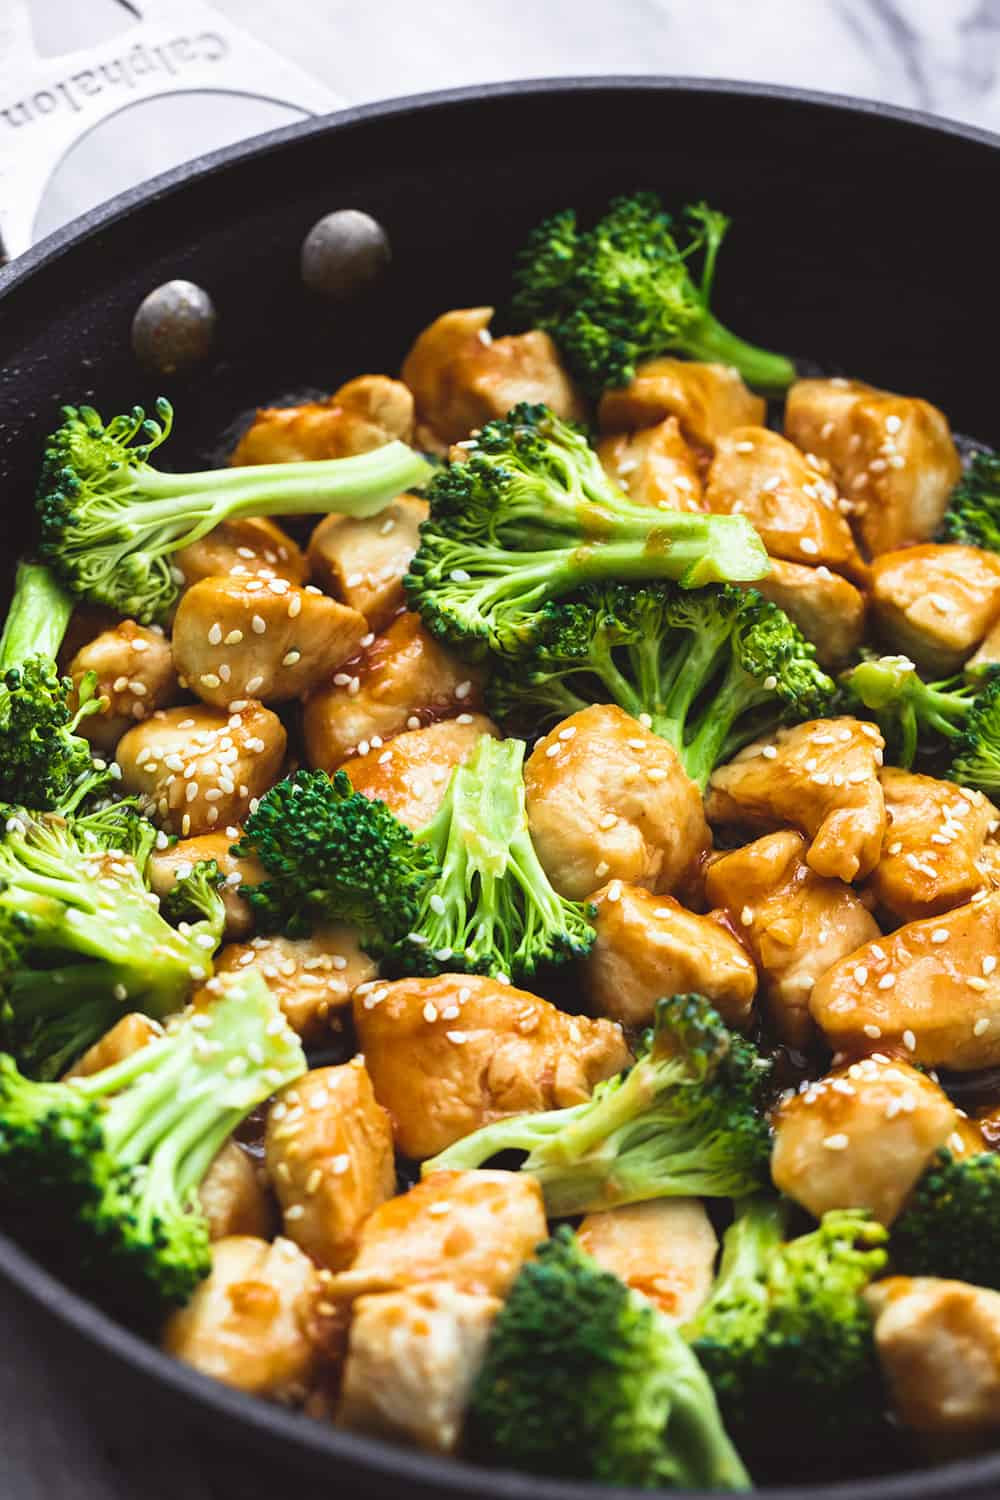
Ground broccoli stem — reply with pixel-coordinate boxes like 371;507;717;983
682;662;772;791
677;310;796;394
0;562;73;671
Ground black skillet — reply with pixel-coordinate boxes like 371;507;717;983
1;77;999;1500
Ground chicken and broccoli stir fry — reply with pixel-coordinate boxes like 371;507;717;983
7;190;1000;1492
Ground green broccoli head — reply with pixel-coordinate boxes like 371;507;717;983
468;1226;750;1491
511;192;795;397
949;675;1000;793
939;451;1000;551
892;1149;1000;1289
159;857;227;945
841;653;979;769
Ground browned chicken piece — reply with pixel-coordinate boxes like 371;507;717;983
598;357;766;452
62;1012;162;1079
581;885;756;1031
705;831;881;1047
706;717;887;884
117;702;286;837
172;576;367;710
967;616;1000;678
810;891;1000;1070
596;418;704;512
199;1139;273;1241
231;375;415;465
400;307;585;448
771;1056;977;1224
577;1200;718;1324
784;377;962;557
265;1061;396;1270
355;973;629;1160
174;517;307;589
212;927;376;1042
329;1170;546;1302
302;613;485;772
747;558;866;669
307;494;427;631
868;770;1000;924
67;620;181;753
337;1281;499;1453
706;427;867;581
148;830;265;943
524;705;711;902
163;1235;321;1401
343;715;499;830
869;545;1000;676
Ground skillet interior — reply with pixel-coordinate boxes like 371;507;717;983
1;77;999;1500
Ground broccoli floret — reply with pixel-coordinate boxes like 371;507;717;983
841;653;981;769
405;403;769;658
37;399;433;624
511;193;795;397
159;857;226;941
488;583;833;788
0;806;223;1079
948;675;1000;793
0;970;305;1324
685;1198;889;1458
467;1226;750;1491
939;450;1000;551
892;1149;1000;1289
425;994;772;1214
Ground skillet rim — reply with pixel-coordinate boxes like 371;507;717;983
2;73;1000;1500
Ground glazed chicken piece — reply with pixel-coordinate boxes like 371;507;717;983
706;717;887;884
148;830;265;943
576;1200;718;1324
771;1056;977;1225
524;705;711;902
265;1061;396;1270
303;612;485;772
231;374;415;465
400;307;584;449
784;377;962;557
747;557;866;669
173;576;367;710
163;1235;321;1401
869;544;1000;676
810;891;1000;1070
117;701;286;837
580;884;756;1031
212;927;377;1042
597;357;765;452
174;517;307;589
354;973;629;1160
706;427;867;581
342;714;499;829
67;620;181;753
199;1139;273;1241
307;494;427;631
62;1012;162;1079
596;417;704;512
705;831;880;1047
868;770;999;924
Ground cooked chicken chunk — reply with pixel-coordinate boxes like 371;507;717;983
67;620;181;753
784;377;962;557
747;558;866;668
705;831;880;1047
400;307;584;448
148;830;265;943
174;517;307;588
355;973;629;1161
163;1235;320;1401
577;1200;718;1323
266;1061;395;1270
173;576;367;710
343;715;499;829
329;1170;546;1302
706;427;866;580
810;891;1000;1069
524;705;710;902
869;545;1000;676
303;613;485;772
581;885;756;1031
117;702;286;837
868;770;999;924
337;1281;498;1453
596;417;704;511
706;718;887;884
598;357;765;452
231;375;414;465
307;494;427;631
967;616;1000;678
62;1012;162;1079
213;927;376;1042
771;1057;971;1224
199;1139;273;1241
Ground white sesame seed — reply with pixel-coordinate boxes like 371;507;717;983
853;965;869;985
282;650;301;667
974;1017;991;1037
877;973;896;990
245;675;264;694
967;976;989;992
902;1029;917;1052
822;1133;849;1151
931;929;950;944
446;1031;468;1044
606;880;623;903
545;742;560;758
762;744;777;760
863;1023;881;1039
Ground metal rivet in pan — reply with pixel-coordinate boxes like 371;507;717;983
300;210;390;300
131;280;216;374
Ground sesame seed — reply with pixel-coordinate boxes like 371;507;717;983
225;629;243;645
762;744;777;760
877;973;896;990
559;726;577;741
545;742;560;758
763;675;778;692
931;929;950;944
446;1031;468;1044
606;880;623;903
282;650;301;667
854;966;869;985
863;1023;881;1039
902;1029;917;1052
967;976;989;992
645;767;667;783
598;812;618;831
822;1133;849;1151
251;615;266;636
429;893;446;916
975;1017;991;1036
450;569;471;583
455;680;472;701
984;956;998;976
638;713;652;728
799;538;819;556
245;675;264;694
345;572;364;589
284;1204;306;1221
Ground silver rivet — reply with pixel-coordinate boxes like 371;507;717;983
131;280;216;373
300;209;390;300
